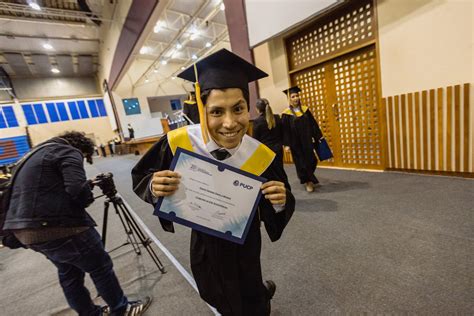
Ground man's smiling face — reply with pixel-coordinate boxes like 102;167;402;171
205;88;249;149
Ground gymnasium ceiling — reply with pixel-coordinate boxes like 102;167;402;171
0;0;105;78
0;0;229;94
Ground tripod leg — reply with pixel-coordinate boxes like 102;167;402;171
111;201;142;255
102;201;110;246
115;200;166;273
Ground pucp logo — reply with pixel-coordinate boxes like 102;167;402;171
233;179;253;190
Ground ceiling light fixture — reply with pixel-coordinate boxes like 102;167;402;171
161;60;168;65
51;67;60;74
140;46;149;54
205;42;212;48
171;76;176;80
220;3;225;11
28;1;41;11
154;21;162;33
181;66;186;70
191;54;198;60
176;43;183;49
145;78;149;83
189;29;199;41
43;43;53;50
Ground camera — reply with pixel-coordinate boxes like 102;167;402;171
90;172;117;198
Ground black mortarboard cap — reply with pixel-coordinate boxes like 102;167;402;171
177;48;268;92
282;86;301;95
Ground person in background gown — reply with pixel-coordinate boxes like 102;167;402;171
252;98;286;176
281;86;323;192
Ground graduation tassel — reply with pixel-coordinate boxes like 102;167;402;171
193;63;209;144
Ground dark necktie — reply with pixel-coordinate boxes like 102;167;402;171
211;148;231;161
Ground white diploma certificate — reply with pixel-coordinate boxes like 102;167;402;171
154;148;266;244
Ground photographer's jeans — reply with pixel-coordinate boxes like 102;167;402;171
29;227;128;316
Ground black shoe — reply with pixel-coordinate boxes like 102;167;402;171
263;280;276;299
125;296;152;316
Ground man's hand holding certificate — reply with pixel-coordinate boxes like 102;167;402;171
154;148;267;244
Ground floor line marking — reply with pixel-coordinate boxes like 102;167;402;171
118;194;219;315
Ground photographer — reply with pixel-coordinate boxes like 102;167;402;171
2;131;151;316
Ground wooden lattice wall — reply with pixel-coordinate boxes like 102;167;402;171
284;0;384;169
384;83;473;175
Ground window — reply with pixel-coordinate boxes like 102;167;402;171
122;98;141;115
95;99;107;116
33;104;48;123
87;100;100;117
18;98;106;126
46;102;60;122
0;106;19;128
67;101;81;120
76;100;90;119
22;104;39;124
170;99;182;111
56;102;70;121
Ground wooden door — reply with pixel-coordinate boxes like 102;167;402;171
285;0;384;169
291;45;383;169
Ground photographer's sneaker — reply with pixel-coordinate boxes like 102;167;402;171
125;296;152;315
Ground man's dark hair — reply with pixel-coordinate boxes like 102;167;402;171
58;131;95;156
200;88;250;109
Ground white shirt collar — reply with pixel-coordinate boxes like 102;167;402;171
206;137;240;156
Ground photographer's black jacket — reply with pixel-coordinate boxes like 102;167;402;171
3;138;95;230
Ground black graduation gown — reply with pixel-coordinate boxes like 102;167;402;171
252;114;285;176
131;136;295;316
182;101;200;124
281;107;323;184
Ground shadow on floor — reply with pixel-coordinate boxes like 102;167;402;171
290;179;370;195
296;198;338;213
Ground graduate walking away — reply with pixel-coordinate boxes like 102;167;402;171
281;86;323;192
253;98;286;175
132;49;295;316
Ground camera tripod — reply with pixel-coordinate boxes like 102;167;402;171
100;194;166;273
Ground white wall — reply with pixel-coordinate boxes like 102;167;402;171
97;0;133;87
113;59;193;138
245;0;341;47
377;0;474;97
0;77;99;102
253;36;292;114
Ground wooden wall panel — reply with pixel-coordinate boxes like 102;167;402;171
286;1;375;72
407;93;415;169
414;92;421;169
382;83;472;176
394;95;401;168
429;89;436;170
386;97;395;168
437;88;443;170
454;85;461;172
400;94;407;169
463;83;470;172
446;86;453;171
422;91;428;170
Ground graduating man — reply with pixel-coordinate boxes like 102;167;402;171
281;86;323;192
182;91;200;124
131;49;295;316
